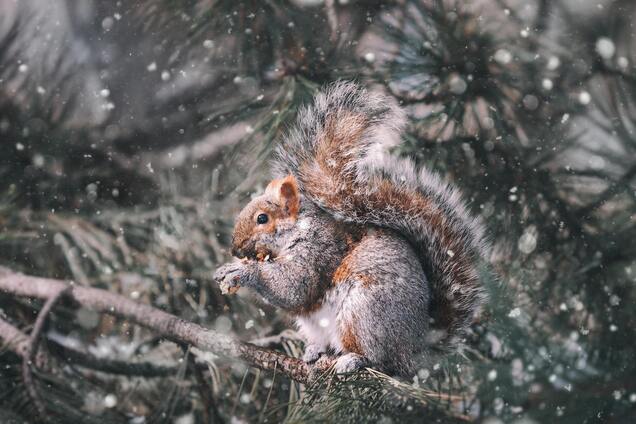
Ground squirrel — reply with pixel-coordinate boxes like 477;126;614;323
213;81;488;376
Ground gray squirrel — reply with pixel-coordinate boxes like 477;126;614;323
213;81;488;376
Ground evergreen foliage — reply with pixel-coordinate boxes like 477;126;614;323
0;0;635;422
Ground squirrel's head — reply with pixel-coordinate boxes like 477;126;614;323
231;175;300;260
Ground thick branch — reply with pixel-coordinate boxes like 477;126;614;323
0;267;314;384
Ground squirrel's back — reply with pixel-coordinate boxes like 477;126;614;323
273;81;489;348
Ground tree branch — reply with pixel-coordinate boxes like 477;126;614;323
325;0;339;43
49;339;178;378
23;286;70;421
578;164;636;217
0;317;45;365
0;266;317;385
0;316;178;377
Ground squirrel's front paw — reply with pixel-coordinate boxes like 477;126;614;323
213;262;245;295
302;344;326;363
333;353;368;374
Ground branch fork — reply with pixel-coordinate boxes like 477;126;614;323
0;266;330;388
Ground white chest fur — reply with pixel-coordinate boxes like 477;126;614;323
295;299;343;353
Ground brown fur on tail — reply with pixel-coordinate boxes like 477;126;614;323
273;81;487;347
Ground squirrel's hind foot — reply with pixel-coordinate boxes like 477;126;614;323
333;353;368;374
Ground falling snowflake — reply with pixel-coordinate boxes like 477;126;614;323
578;91;591;105
104;394;117;408
595;37;615;59
494;49;512;65
547;56;560;70
508;307;521;318
542;78;553;91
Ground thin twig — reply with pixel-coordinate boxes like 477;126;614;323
0;316;176;378
258;362;277;423
232;369;249;417
188;352;224;424
22;286;70;422
0;318;29;356
49;342;177;378
325;0;339;43
578;164;636;217
0;317;46;367
249;329;301;347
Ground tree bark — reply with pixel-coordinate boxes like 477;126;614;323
0;266;314;385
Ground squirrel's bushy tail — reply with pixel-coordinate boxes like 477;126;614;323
273;81;488;348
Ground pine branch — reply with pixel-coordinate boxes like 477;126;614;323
22;286;70;421
0;317;43;364
0;266;318;385
577;164;636;217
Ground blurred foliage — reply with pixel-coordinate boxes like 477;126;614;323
1;0;635;422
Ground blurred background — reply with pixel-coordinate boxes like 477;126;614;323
0;0;635;422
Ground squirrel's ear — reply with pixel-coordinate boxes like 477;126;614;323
268;175;300;218
279;175;300;217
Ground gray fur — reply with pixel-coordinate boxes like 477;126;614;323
326;230;430;375
273;81;488;346
214;81;488;376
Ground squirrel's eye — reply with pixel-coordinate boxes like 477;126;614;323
256;213;269;224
